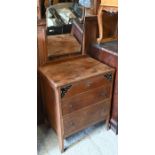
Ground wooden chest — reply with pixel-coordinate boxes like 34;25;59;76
39;56;115;152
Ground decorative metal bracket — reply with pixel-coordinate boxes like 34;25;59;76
104;72;113;81
61;84;72;98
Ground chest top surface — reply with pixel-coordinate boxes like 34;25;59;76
39;56;114;87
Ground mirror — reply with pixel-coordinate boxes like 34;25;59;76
45;0;83;60
46;0;83;38
44;0;97;60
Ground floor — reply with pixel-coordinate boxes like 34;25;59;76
37;122;118;155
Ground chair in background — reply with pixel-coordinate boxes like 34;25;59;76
97;0;118;44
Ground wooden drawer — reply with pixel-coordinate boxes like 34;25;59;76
63;100;110;137
62;85;111;115
60;73;113;100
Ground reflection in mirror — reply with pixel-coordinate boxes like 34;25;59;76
46;1;82;60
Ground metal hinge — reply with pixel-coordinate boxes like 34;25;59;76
104;72;113;81
61;84;72;98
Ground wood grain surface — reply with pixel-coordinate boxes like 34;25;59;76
60;73;112;100
39;56;114;87
63;100;110;137
47;34;81;58
62;86;111;115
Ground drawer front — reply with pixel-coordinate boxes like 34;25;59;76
62;85;111;115
63;100;110;137
60;73;113;100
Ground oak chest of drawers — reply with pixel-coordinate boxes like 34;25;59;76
39;56;115;152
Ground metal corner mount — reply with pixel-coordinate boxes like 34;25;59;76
61;84;72;98
104;72;113;81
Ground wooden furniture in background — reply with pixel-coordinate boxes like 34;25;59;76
97;0;118;44
37;0;42;19
39;56;115;152
89;40;118;134
37;0;46;19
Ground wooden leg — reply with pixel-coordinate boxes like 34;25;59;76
58;136;64;153
97;6;104;44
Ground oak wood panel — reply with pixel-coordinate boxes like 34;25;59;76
40;74;58;131
47;34;81;58
63;100;110;137
40;73;65;151
39;56;114;87
84;16;98;54
61;73;112;99
37;71;44;124
62;86;111;115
